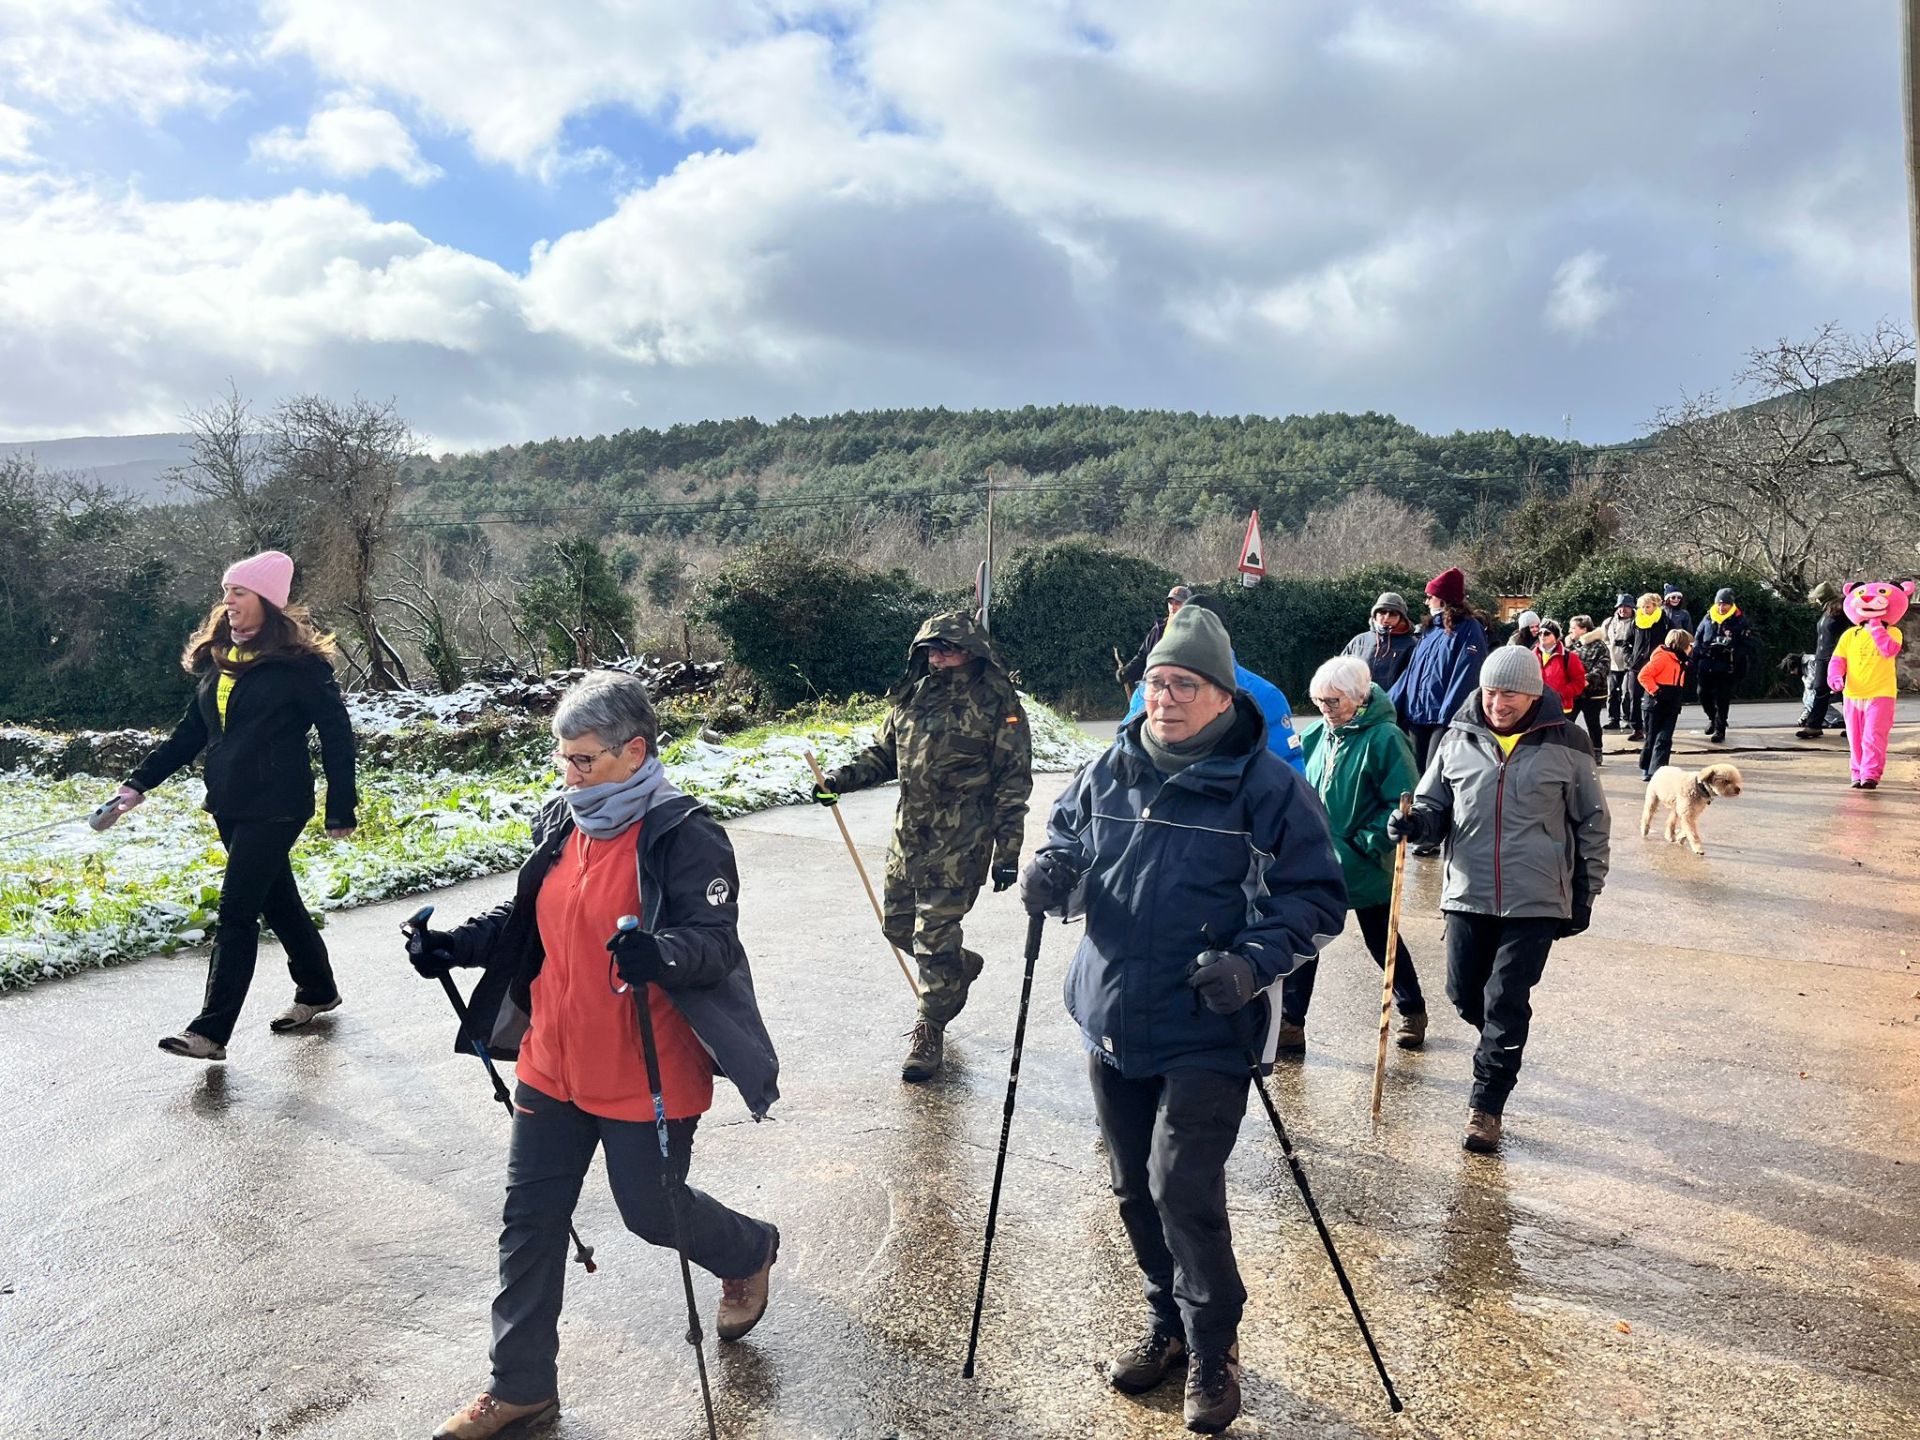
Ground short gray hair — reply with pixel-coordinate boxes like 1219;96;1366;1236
552;670;659;753
1308;655;1373;706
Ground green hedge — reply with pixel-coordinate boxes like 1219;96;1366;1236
1533;554;1814;698
693;541;942;708
990;543;1177;712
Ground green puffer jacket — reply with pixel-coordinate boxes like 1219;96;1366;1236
828;610;1033;889
1298;684;1420;910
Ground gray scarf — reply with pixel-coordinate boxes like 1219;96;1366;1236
1139;704;1238;775
563;755;680;839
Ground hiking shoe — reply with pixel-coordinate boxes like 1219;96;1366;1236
269;995;342;1032
1109;1325;1186;1394
1861;779;1879;790
1795;727;1821;740
158;1031;226;1062
1395;1008;1428;1050
431;1393;558;1439
901;1020;943;1082
1627;731;1644;743
1709;732;1726;744
1463;1108;1503;1153
1274;1019;1306;1056
1412;843;1440;859
717;1226;779;1341
1603;721;1622;731
1183;1343;1241;1433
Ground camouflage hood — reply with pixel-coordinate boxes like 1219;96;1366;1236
898;609;1012;689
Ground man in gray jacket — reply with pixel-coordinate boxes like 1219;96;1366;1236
1601;593;1635;730
1387;646;1610;1153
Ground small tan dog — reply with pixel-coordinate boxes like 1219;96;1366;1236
1640;762;1744;856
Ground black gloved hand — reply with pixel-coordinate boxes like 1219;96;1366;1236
1187;949;1258;1016
607;926;669;988
991;859;1018;893
1561;899;1592;939
812;784;840;807
1019;851;1080;916
1386;807;1439;846
405;927;460;979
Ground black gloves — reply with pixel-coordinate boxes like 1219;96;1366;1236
1386;807;1441;846
1562;899;1592;939
991;859;1018;893
812;785;839;807
1187;949;1258;1015
1019;851;1080;916
405;927;460;979
607;926;670;988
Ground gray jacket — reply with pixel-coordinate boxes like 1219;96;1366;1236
1411;696;1610;920
1602;613;1635;672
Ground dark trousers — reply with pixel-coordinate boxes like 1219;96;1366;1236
1443;913;1559;1114
1575;698;1605;763
491;1083;774;1405
1281;902;1424;1024
1697;674;1734;737
1087;1057;1250;1355
1639;689;1683;776
1801;668;1838;731
1606;669;1632;725
1626;677;1648;733
1410;723;1445;773
187;816;335;1045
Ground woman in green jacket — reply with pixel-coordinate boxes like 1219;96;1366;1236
1279;657;1427;1053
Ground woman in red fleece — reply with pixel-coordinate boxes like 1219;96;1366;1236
1535;621;1588;717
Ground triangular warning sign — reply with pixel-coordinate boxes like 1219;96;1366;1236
1237;510;1265;578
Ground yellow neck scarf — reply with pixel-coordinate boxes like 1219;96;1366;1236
1635;608;1663;629
1708;603;1738;624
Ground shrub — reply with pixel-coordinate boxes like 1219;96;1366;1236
1203;564;1436;703
990;543;1176;712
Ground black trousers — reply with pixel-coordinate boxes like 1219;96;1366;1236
1697;674;1735;737
1443;913;1560;1114
1801;668;1839;731
1088;1057;1250;1355
1639;689;1684;777
1281;902;1424;1024
491;1082;775;1404
187;816;335;1045
1410;723;1446;773
1575;698;1606;763
1606;669;1633;725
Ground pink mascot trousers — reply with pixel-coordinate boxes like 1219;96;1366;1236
1843;696;1894;784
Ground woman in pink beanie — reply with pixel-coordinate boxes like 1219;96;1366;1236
106;551;360;1061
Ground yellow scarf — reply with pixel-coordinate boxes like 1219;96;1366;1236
216;645;253;724
1634;608;1663;630
1708;603;1738;624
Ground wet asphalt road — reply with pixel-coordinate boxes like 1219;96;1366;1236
2;717;1917;1439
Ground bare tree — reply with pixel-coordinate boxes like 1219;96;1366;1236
170;382;297;551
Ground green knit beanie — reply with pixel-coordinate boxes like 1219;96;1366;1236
1144;605;1236;693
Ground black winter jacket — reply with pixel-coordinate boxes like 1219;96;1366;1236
444;793;780;1119
1692;610;1753;679
1119;618;1168;687
128;652;358;827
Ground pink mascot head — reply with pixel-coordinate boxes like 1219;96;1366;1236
1842;580;1914;627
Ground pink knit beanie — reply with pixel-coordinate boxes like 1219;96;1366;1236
222;551;295;610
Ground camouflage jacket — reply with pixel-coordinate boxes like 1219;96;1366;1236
828;611;1033;888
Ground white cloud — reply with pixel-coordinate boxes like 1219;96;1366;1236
1544;250;1621;339
0;103;38;164
252;98;442;185
0;0;233;123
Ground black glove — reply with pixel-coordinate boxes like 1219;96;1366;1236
812;784;840;807
405;927;460;979
1187;949;1258;1016
991;859;1018;893
1019;852;1079;916
607;926;669;988
1386;808;1440;845
1561;899;1592;939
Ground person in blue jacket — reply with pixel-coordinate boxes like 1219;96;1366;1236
1389;566;1488;853
1022;604;1346;1435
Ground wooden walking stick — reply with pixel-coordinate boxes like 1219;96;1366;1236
1370;792;1414;1122
805;750;920;997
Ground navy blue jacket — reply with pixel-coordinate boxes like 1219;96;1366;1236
444;793;780;1119
1038;696;1347;1080
1390;616;1490;728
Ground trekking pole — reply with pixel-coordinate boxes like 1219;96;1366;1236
613;915;720;1440
961;911;1045;1379
1370;793;1414;1122
401;906;597;1275
803;750;920;997
0;795;130;847
1206;927;1403;1414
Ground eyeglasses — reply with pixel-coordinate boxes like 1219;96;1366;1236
1144;676;1206;702
551;745;617;772
1309;695;1350;711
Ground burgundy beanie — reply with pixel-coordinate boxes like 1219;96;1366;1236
1425;566;1467;608
222;551;295;610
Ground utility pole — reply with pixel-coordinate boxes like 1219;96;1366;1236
981;469;996;633
1907;0;1920;412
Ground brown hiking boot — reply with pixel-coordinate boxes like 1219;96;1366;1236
901;1019;943;1082
1274;1019;1306;1056
1109;1324;1186;1394
717;1226;779;1341
1183;1343;1241;1433
1395;1008;1428;1050
431;1392;558;1439
1463;1108;1503;1153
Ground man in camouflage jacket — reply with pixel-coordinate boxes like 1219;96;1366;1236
818;610;1033;1080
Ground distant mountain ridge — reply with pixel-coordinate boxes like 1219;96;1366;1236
0;433;192;501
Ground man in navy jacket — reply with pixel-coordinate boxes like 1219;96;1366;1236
1021;605;1345;1434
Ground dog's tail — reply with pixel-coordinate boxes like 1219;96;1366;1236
1640;780;1658;837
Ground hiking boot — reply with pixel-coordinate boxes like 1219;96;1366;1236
431;1392;558;1439
1861;779;1879;790
1463;1108;1503;1153
901;1020;943;1082
1794;727;1822;740
1183;1343;1241;1433
1109;1324;1186;1394
1395;1008;1428;1050
158;1031;226;1062
1412;843;1440;859
1274;1019;1306;1057
1709;732;1726;744
717;1226;779;1341
1627;730;1644;743
269;995;342;1032
1603;720;1622;731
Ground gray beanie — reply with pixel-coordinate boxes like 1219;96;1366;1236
1515;609;1541;630
1714;587;1736;605
1371;591;1409;618
1478;645;1544;696
1144;604;1237;693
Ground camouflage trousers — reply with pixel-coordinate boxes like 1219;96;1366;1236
882;865;986;1028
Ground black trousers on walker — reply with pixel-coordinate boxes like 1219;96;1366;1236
187;816;335;1045
1444;913;1559;1115
1280;902;1425;1024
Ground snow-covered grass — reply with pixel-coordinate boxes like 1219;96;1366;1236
0;696;1101;990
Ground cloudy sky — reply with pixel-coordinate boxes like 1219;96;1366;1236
0;0;1907;450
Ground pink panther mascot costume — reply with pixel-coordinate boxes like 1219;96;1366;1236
1826;580;1912;788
